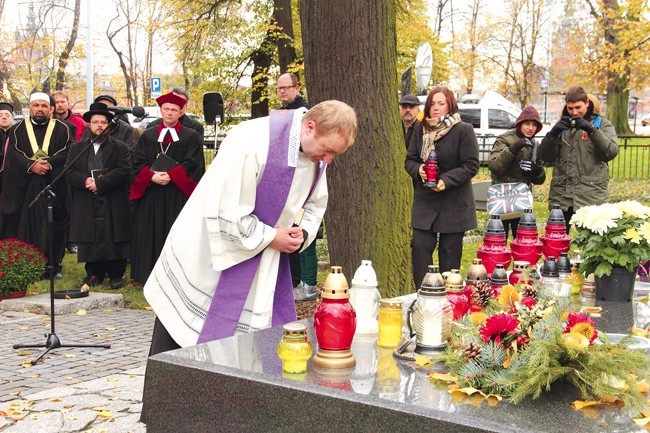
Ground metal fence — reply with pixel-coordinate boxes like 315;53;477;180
476;134;650;179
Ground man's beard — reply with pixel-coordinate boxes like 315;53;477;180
31;115;49;124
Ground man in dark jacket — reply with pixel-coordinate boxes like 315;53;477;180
65;103;132;290
399;94;421;150
539;86;618;231
277;73;309;109
488;105;546;238
52;91;87;142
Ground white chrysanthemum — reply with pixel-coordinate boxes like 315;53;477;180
572;204;621;235
639;221;650;244
615;200;650;219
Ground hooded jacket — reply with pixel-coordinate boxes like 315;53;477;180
538;95;618;211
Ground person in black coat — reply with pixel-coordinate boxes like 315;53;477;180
277;73;309;109
65;103;132;289
147;87;205;148
405;87;479;288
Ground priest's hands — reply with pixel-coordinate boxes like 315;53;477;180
151;171;170;185
29;158;51;175
85;177;98;193
270;227;304;253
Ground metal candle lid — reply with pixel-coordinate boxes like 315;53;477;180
519;208;537;229
486;214;506;235
282;322;308;339
379;298;403;309
321;266;350;299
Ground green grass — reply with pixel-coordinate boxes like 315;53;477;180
27;254;149;310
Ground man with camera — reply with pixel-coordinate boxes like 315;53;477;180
538;85;619;230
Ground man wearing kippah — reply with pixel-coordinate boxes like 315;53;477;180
129;92;205;284
1;93;72;278
0;102;14;189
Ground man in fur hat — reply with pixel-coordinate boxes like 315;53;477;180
539;86;619;230
129;92;205;284
65;103;132;290
0;93;72;277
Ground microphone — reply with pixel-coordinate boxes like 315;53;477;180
106;105;146;117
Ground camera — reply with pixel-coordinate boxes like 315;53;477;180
570;118;576;127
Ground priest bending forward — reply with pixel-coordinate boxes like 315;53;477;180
143;100;356;355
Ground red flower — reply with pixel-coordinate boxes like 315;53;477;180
520;297;536;309
479;313;520;344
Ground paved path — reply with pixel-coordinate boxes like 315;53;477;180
0;307;155;432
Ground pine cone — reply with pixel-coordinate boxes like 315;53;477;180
520;283;537;299
472;281;493;307
464;342;482;361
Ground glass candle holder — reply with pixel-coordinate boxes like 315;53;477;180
377;298;403;348
277;322;312;374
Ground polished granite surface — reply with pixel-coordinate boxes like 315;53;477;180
144;289;649;433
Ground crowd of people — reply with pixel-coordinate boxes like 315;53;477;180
402;84;619;288
0;87;205;290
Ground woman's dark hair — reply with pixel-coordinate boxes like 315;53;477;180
423;87;458;132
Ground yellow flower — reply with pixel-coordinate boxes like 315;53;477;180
569;322;597;342
470;312;488;326
497;284;520;313
561;332;590;349
623;228;642;244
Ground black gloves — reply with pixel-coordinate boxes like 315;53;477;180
548;116;572;137
509;137;531;155
520;160;543;176
572;117;595;134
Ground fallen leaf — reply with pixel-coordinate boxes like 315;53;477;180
107;376;119;382
632;416;650;426
63;404;75;409
450;386;486;397
63;354;76;358
65;376;74;381
144;306;153;311
486;394;503;406
0;411;6;416
97;410;113;418
413;354;432;367
429;372;457;383
28;374;40;378
105;327;117;331
16;350;32;357
103;308;113;312
18;326;29;330
50;398;61;402
92;406;107;411
21;360;33;368
573;400;601;410
638;380;649;394
10;391;21;396
75;309;87;316
60;408;69;414
42;317;51;322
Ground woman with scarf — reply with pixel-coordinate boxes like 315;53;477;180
405;87;479;289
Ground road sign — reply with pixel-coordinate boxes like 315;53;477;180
151;77;162;98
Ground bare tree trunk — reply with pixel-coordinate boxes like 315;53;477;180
54;0;81;90
301;0;413;295
273;0;297;74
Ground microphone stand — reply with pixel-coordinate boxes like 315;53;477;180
13;120;116;364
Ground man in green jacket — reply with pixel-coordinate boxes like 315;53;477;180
539;86;619;232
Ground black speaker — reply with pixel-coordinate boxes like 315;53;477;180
203;92;224;125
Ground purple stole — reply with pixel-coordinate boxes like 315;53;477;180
198;109;321;343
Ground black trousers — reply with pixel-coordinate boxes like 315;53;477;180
289;250;301;287
411;228;464;289
502;217;520;240
562;207;574;234
141;317;181;424
85;258;128;280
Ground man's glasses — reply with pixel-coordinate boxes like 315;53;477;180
276;85;296;92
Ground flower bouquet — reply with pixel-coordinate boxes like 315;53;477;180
433;276;650;410
0;238;47;296
570;200;650;278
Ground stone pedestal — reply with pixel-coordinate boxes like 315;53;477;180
143;299;646;433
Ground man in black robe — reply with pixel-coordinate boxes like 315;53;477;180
0;93;72;277
65;103;132;290
147;86;205;147
0;102;14;195
129;92;205;284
